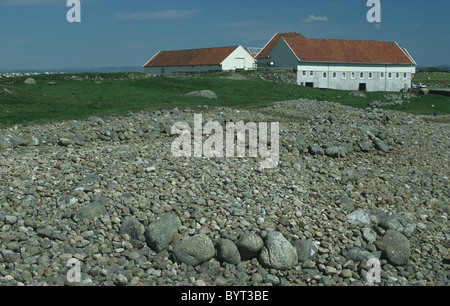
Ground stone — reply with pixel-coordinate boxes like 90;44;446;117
308;144;324;156
362;228;377;243
0;135;27;149
216;238;241;265
373;138;390;153
58;138;73;146
259;231;298;270
115;274;128;286
57;195;78;207
24;78;36;85
325;147;341;158
120;217;145;242
358;141;373;152
375;230;411;266
293;239;318;262
370;209;416;237
341;269;353;278
237;232;264;261
346;209;371;225
173;234;216;266
184;90;218;99
36;228;66;241
349;91;367;98
1;250;20;263
74;201;108;222
347;246;377;262
144;212;181;252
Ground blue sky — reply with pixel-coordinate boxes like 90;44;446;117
0;0;448;71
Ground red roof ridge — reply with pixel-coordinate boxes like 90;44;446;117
256;32;306;59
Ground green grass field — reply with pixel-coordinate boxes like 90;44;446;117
413;72;450;86
0;72;449;128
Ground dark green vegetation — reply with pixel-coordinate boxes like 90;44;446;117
0;72;448;128
418;67;450;73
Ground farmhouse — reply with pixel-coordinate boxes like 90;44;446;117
143;45;256;75
256;32;417;92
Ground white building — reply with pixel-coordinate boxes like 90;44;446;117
256;33;417;92
144;46;256;75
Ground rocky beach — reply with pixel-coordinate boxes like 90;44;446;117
0;99;448;286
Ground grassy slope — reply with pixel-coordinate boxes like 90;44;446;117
0;72;448;128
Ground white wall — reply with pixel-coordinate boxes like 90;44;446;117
297;63;416;92
221;46;257;71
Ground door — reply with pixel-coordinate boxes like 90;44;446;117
235;58;245;70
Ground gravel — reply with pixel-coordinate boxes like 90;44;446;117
0;99;449;286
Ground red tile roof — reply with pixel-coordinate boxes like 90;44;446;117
256;32;306;59
257;33;415;65
144;46;240;68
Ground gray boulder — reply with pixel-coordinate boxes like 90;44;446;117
259;231;298;270
120;217;146;242
237;232;264;261
347;246;378;262
144;212;181;252
375;230;411;266
349;91;367;98
373;138;390;153
173;234;216;266
184;90;218;99
293;239;318;262
216;238;241;265
74;201;108;222
346;209;371;225
0;135;28;149
308;144;324;156
24;78;36;85
370;209;416;237
358;141;373;152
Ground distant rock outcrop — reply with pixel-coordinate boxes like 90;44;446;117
184;90;218;99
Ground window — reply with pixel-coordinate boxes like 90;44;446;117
332;72;337;79
342;72;346;79
403;73;407;79
368;72;373;79
380;72;385;79
396;73;400;79
360;72;364;79
302;71;307;77
388;73;392;79
351;72;356;79
310;71;314;77
323;72;327;78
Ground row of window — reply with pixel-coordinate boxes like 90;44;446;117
301;71;409;80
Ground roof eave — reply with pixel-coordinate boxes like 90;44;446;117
143;50;163;68
396;43;417;66
298;60;416;65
